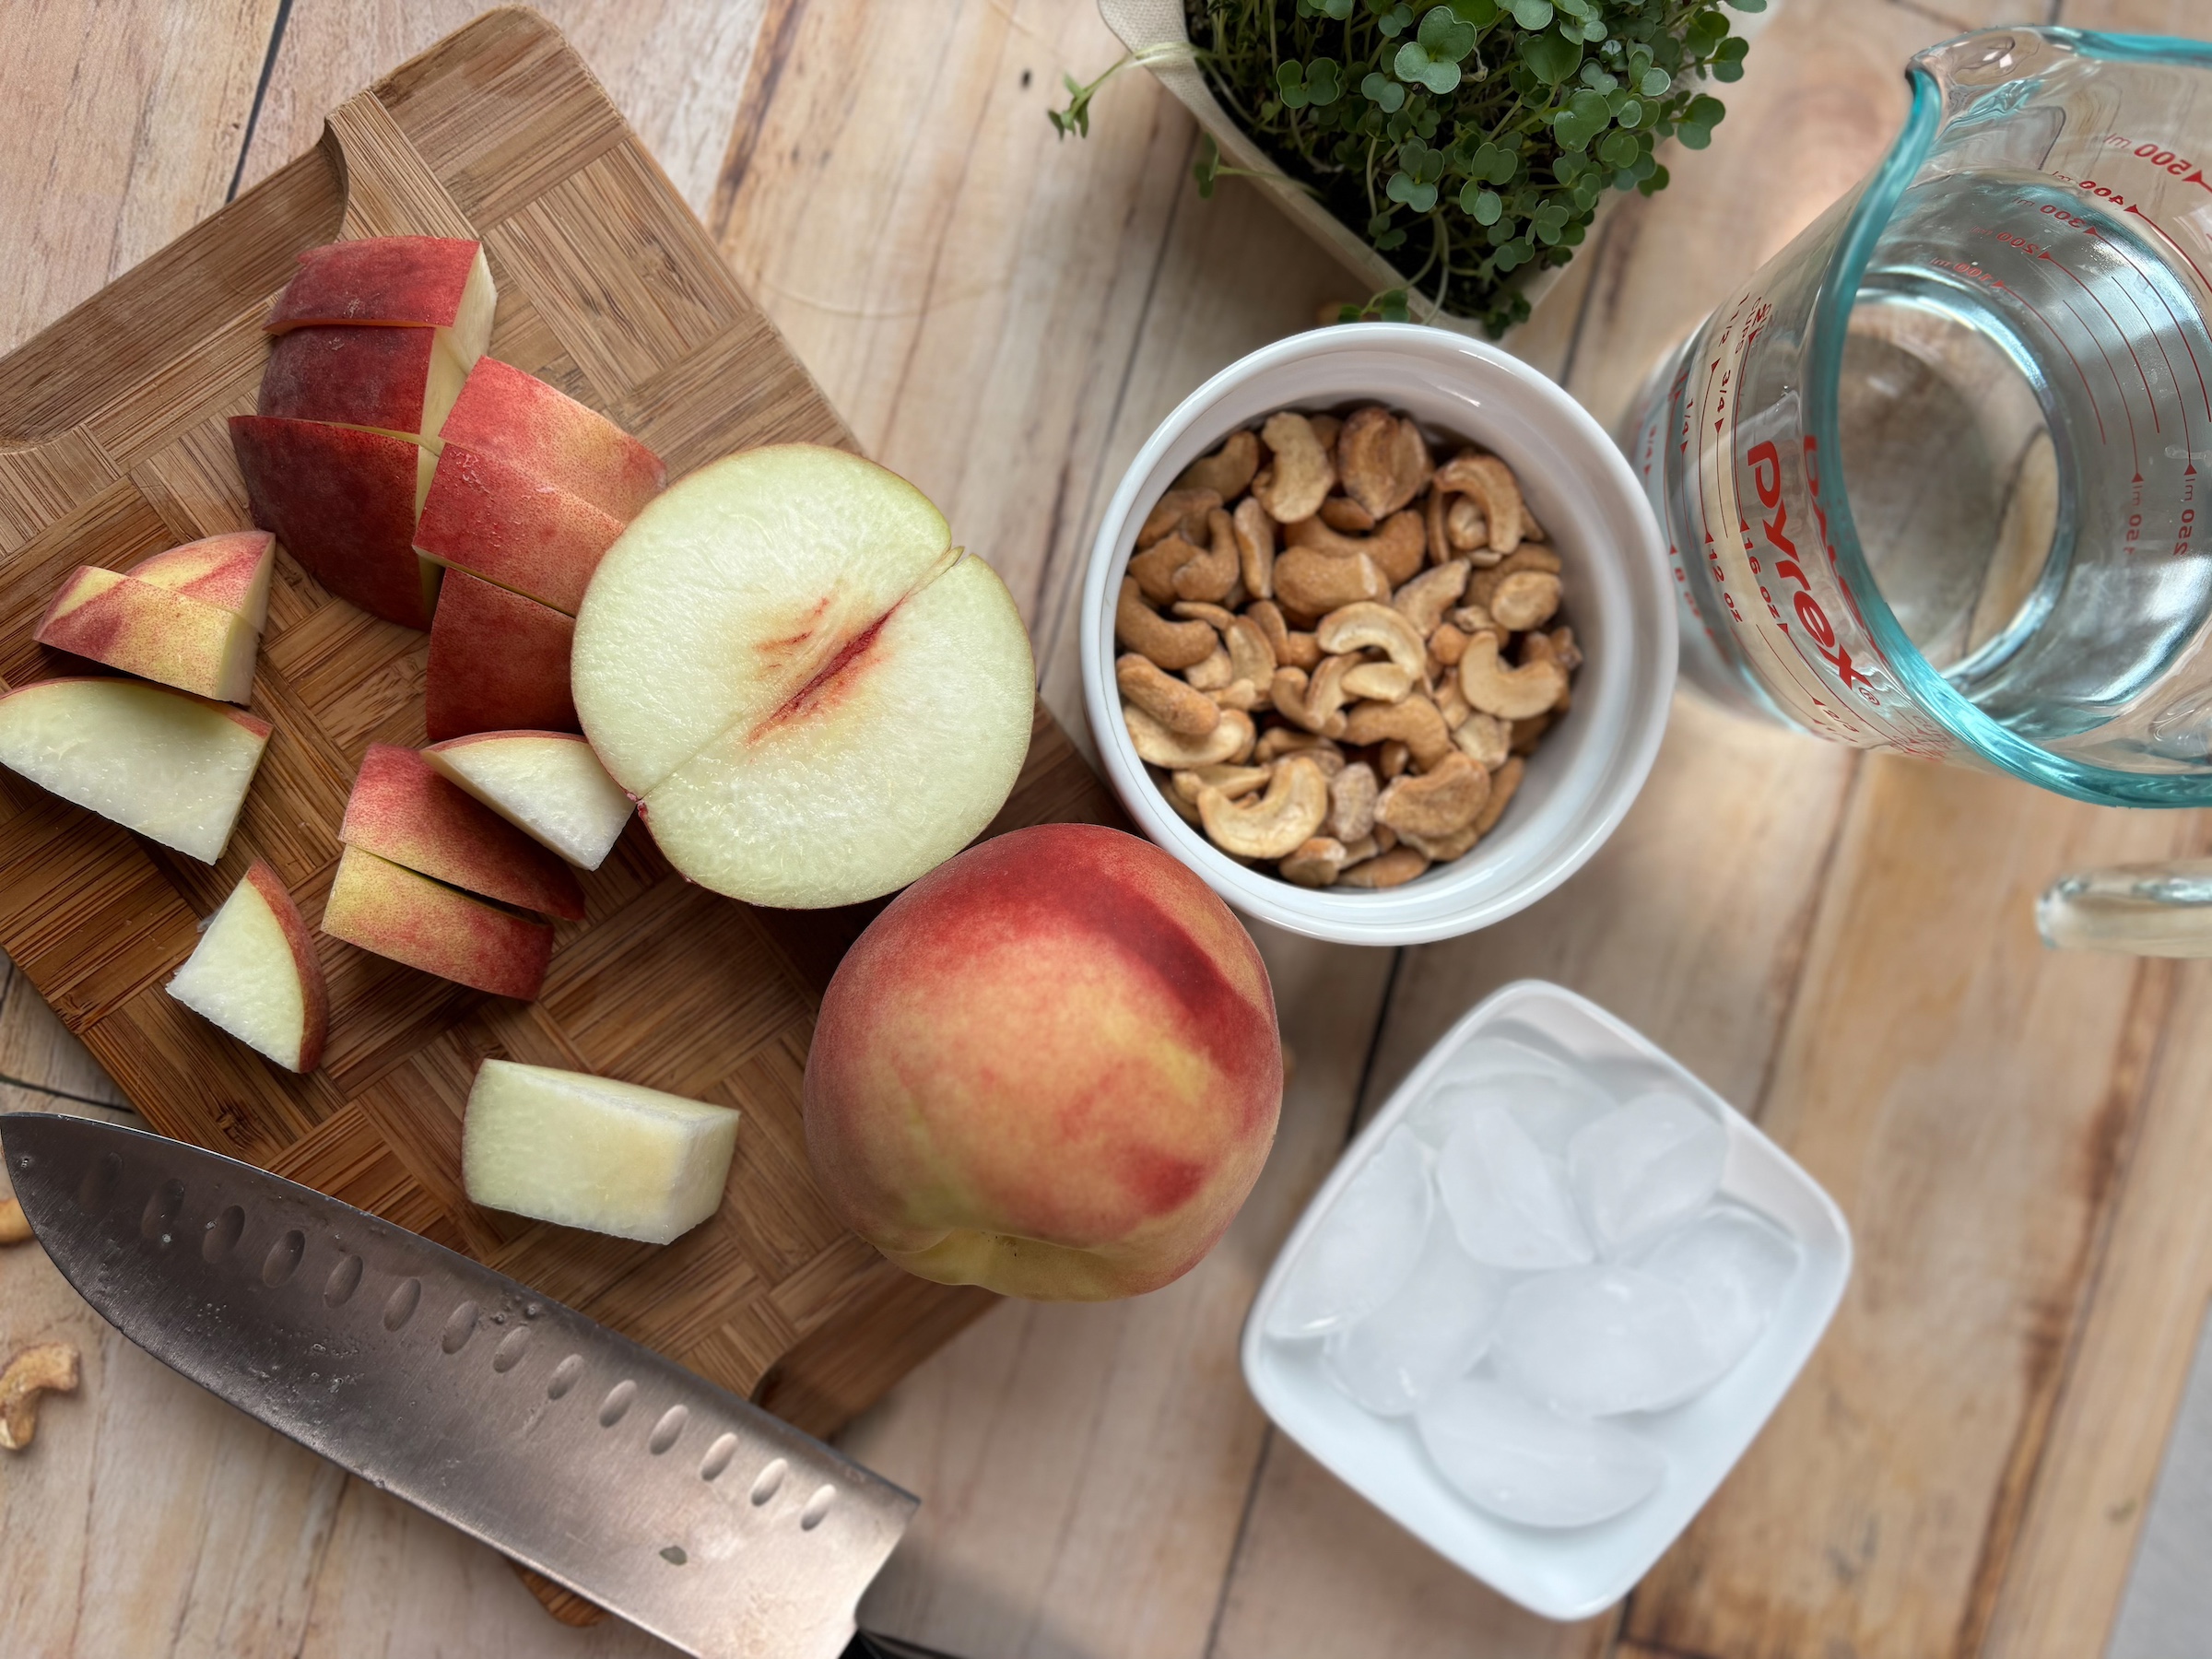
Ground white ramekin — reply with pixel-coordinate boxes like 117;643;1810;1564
1079;324;1675;946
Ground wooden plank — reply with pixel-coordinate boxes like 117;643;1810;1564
0;0;283;356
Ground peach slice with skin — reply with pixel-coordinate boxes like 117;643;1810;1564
422;731;635;871
462;1059;740;1244
320;843;552;1000
573;444;1033;909
439;358;665;522
166;860;328;1073
424;572;578;742
36;568;260;702
265;237;496;356
229;416;441;629
341;744;585;920
257;325;470;506
413;444;626;615
129;532;275;629
0;678;269;862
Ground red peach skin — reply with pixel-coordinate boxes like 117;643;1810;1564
257;324;443;431
414;444;626;615
439;358;665;521
804;823;1283;1300
425;571;580;741
229;416;436;629
321;844;552;1000
265;236;484;330
341;744;585;920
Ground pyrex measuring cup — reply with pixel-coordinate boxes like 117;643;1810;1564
1623;27;2212;804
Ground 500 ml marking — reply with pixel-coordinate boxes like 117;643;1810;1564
2088;134;2212;194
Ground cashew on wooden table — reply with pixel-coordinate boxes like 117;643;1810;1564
1117;406;1577;888
1;1342;80;1453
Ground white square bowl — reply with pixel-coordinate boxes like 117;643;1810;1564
1241;980;1852;1621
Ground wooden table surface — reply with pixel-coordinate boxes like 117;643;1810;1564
6;1;2212;1655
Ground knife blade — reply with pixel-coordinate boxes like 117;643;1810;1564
0;1111;915;1659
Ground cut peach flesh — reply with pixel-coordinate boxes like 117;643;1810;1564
321;844;551;1000
341;744;585;920
167;861;327;1072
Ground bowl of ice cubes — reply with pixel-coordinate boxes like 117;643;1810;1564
1242;979;1851;1620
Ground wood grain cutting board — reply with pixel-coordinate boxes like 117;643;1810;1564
0;6;1124;1451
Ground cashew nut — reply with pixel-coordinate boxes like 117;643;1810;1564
1248;606;1315;674
1490;570;1563;631
1116;579;1216;670
1436;452;1524;556
1474;755;1524;834
1176;429;1260;500
1394;561;1469;636
1512;713;1551;754
1546;625;1583;670
1429;622;1469;668
1459;631;1567;720
1326;761;1378;842
1221;616;1277;686
1198;756;1330;860
1139;486;1222;548
1336;407;1431;518
1274;547;1387;620
1126;703;1253;768
1254;727;1345;770
1213;680;1265;712
1155;768;1203;823
1339;846;1430;888
1309;412;1343;457
1271;657;1355;736
1342;662;1414;702
1453;711;1512;769
1278;837;1349;888
1232;498;1277;601
1338;831;1379;864
1376;752;1489;840
1318;496;1377;533
1128;534;1197;605
1252;412;1335;524
1285;511;1427;586
1449;495;1488;550
1521;503;1547;543
1315;601;1429;683
1173;763;1271;804
1468;545;1562;610
1184;645;1233;691
0;1342;79;1452
1172;509;1241;604
1434;675;1473;730
1119;653;1221;736
1373;823;1400;852
1399;818;1483;863
1519;629;1574;712
1377;740;1411;781
1450;604;1497;638
0;1197;29;1245
1342;696;1453;770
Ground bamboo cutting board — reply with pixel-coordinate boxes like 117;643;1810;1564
0;6;1124;1455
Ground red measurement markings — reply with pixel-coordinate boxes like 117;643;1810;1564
1935;253;2110;446
2072;142;2212;295
1994;205;2154;466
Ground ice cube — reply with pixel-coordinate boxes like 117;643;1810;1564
1265;1125;1432;1338
1424;1067;1617;1159
1639;1205;1801;1385
1323;1218;1515;1416
1491;1265;1722;1416
1567;1091;1727;1254
1437;1105;1594;1270
1416;1374;1666;1529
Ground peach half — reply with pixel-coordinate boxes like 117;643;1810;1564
573;444;1034;909
0;678;270;863
422;731;634;871
424;571;578;742
320;844;552;1001
341;744;585;920
804;823;1283;1300
166;861;327;1073
36;567;260;702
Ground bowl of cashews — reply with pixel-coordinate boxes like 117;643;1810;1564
1079;323;1674;946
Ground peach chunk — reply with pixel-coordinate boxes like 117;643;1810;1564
413;444;626;615
129;531;275;629
439;358;665;522
229;416;440;629
166;861;328;1073
341;744;585;920
320;844;552;1000
424;571;579;742
36;568;259;702
804;823;1283;1300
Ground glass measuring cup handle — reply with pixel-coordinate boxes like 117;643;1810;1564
2038;860;2212;957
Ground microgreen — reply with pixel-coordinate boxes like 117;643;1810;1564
1055;0;1759;335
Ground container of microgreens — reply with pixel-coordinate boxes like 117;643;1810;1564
1060;0;1764;337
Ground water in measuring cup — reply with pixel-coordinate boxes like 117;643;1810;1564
1833;168;2212;765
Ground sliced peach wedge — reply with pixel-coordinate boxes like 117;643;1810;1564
229;417;441;629
422;732;634;871
128;531;275;629
412;443;626;615
573;444;1035;909
36;568;260;702
321;844;552;1001
166;861;328;1073
340;745;585;921
439;357;665;522
0;678;269;862
425;571;578;741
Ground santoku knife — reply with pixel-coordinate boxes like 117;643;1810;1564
0;1111;948;1659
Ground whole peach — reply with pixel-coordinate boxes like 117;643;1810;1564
804;823;1282;1300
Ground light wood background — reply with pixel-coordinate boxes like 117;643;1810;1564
5;2;2210;1656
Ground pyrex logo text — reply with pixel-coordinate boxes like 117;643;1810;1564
1747;439;1876;697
